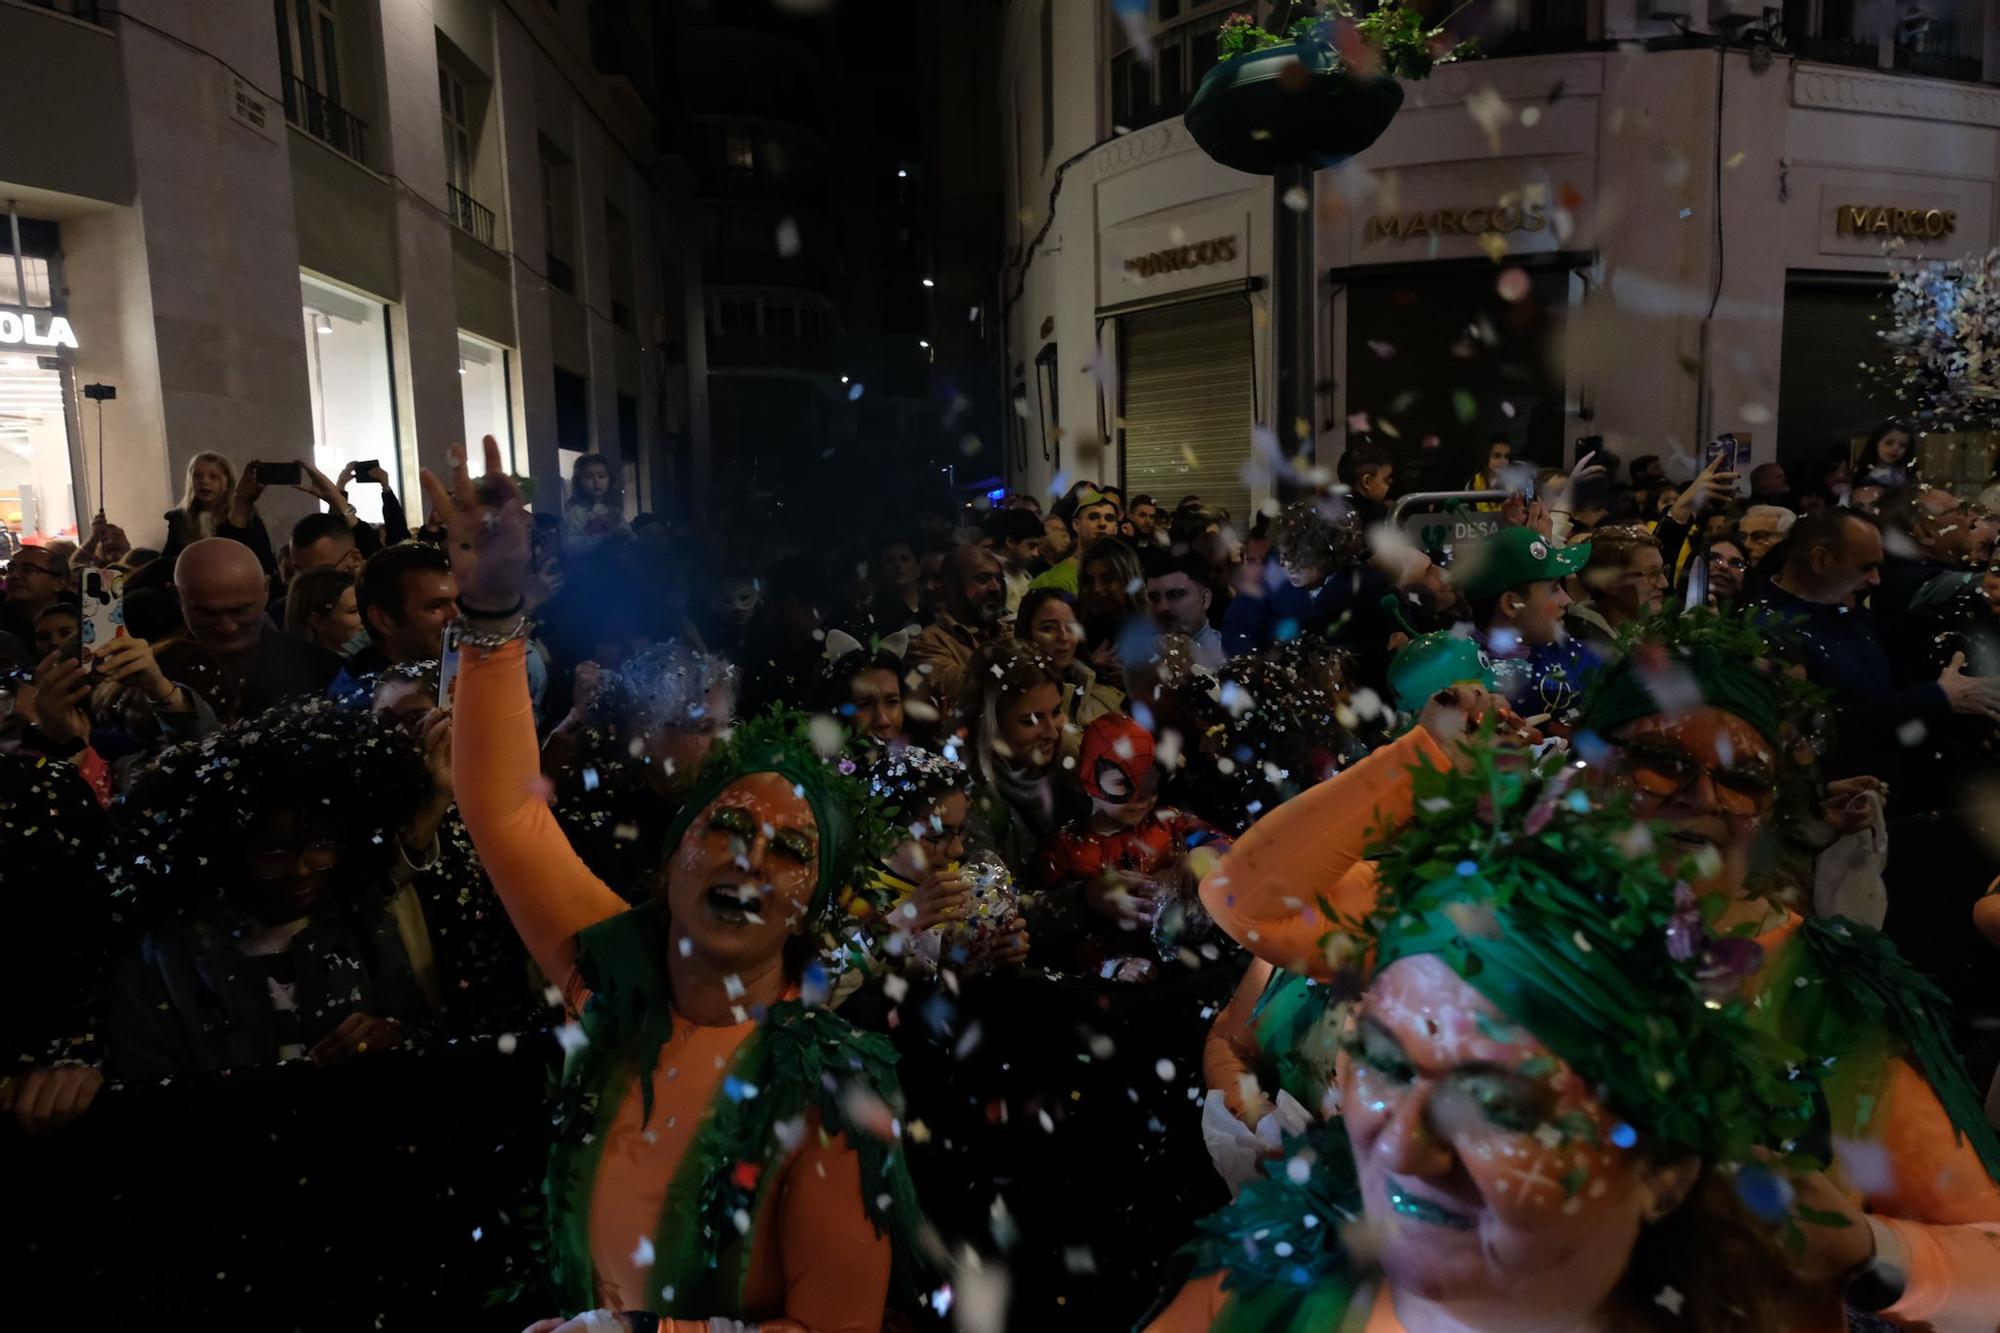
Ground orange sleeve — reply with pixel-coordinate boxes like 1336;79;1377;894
1852;1058;2000;1329
1144;1271;1228;1332
1974;877;2000;947
1198;728;1446;978
770;1130;894;1333
452;640;627;998
1206;957;1275;1125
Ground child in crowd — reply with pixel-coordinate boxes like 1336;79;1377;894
561;452;628;553
1041;713;1232;979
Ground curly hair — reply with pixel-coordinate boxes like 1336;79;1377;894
104;698;432;926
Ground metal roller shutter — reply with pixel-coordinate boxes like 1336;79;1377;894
1119;297;1256;520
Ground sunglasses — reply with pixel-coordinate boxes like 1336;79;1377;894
1611;740;1776;816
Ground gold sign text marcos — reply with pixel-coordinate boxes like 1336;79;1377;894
1123;236;1239;279
1365;205;1548;243
1834;205;1956;240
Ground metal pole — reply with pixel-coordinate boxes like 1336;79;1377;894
6;201;26;312
1271;161;1316;487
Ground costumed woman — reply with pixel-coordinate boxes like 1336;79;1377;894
424;440;927;1333
1199;608;2000;1329
1154;738;1818;1331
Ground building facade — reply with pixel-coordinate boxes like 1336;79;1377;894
999;0;2000;516
0;0;703;549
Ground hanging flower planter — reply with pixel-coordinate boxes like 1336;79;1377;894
1182;5;1476;176
1183;39;1404;176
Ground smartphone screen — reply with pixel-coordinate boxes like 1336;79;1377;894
259;461;304;487
437;622;462;713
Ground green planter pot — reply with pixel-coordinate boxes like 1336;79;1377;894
1183;40;1404;176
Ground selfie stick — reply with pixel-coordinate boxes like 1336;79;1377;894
83;383;116;516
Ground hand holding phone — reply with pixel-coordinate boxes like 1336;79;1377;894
437;622;462;713
258;460;305;487
353;460;381;483
78;568;126;669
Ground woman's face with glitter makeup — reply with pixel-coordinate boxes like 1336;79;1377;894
1340;956;1695;1324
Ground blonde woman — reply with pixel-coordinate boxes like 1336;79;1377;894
160;452;275;572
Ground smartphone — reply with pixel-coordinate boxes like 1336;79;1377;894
353;459;380;481
79;567;126;666
259;460;304;487
1704;435;1746;488
437;622;462;713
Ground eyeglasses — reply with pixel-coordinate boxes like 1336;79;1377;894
248;839;340;880
8;559;57;577
1708;554;1748;572
1610;741;1776;816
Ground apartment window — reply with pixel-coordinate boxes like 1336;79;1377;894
1108;1;1227;132
440;66;471;195
605;201;634;330
540;137;576;293
276;0;367;160
1040;1;1054;160
714;296;758;335
725;132;755;174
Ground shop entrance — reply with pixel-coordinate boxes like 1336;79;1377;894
1777;273;1901;471
1340;258;1573;479
1118;295;1257;520
0;352;77;544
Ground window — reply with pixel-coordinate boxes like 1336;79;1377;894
1107;1;1228;132
0;257;53;308
1040;1;1054;161
713;296;758;335
540;137;576;293
768;303;799;338
605;201;634;330
280;0;343;102
301;273;399;526
458;333;515;478
725;132;755;173
439;65;471;197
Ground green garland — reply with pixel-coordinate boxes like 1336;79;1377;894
547;901;929;1316
1363;741;1816;1164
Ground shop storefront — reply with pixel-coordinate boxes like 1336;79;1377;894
301;272;399;525
457;331;515;476
1;227;86;546
1100;202;1262;519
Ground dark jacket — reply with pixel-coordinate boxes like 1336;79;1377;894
1873;553;1962;683
1751;582;1951;781
1220;561;1314;657
158;625;341;724
102;908;428;1080
161;510;276;574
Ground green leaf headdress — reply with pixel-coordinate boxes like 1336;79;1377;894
1361;738;1816;1165
1576;605;1827;751
659;706;899;928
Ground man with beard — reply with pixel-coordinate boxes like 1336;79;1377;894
910;543;1006;715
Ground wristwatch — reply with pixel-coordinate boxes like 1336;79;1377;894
1843;1215;1907;1313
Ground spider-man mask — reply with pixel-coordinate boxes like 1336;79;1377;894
1080;714;1158;804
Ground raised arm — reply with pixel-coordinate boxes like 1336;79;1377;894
427;439;625;992
1206;957;1275;1126
1199;725;1445;978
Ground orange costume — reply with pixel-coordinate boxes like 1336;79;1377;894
1197;729;2000;1330
455;640;913;1329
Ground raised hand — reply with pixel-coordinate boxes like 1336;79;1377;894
419;436;530;615
1940;651;2000;722
1668;454;1737;524
94;636;183;708
31;651;92;747
230;462;266;525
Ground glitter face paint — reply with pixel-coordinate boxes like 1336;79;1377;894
1340;956;1661;1320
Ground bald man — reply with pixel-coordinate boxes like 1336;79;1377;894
169;537;338;721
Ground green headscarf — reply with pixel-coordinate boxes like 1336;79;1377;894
1363;741;1813;1162
661;707;895;926
1577;607;1793;744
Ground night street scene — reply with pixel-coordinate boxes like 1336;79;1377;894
7;0;2000;1328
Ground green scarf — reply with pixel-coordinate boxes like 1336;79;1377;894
545;901;928;1317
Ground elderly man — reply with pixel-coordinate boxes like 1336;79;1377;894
1736;504;1795;571
1;544;72;648
909;543;1005;712
168;537;339;721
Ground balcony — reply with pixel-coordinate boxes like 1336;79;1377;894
447;183;494;246
283;75;368;164
707;330;835;374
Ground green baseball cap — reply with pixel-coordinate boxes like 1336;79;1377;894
1389;630;1498;711
1451;526;1591;601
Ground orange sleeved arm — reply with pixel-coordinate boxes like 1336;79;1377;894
1145;1271;1228;1332
1974;878;2000;947
1198;728;1446;978
1854;1058;2000;1329
1206;957;1275;1125
452;640;627;998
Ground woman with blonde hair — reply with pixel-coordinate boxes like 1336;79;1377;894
160;451;275;571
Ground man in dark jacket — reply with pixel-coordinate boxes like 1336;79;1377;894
168;538;338;722
1873;484;1978;680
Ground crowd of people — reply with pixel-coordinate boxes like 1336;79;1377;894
4;422;2000;1331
